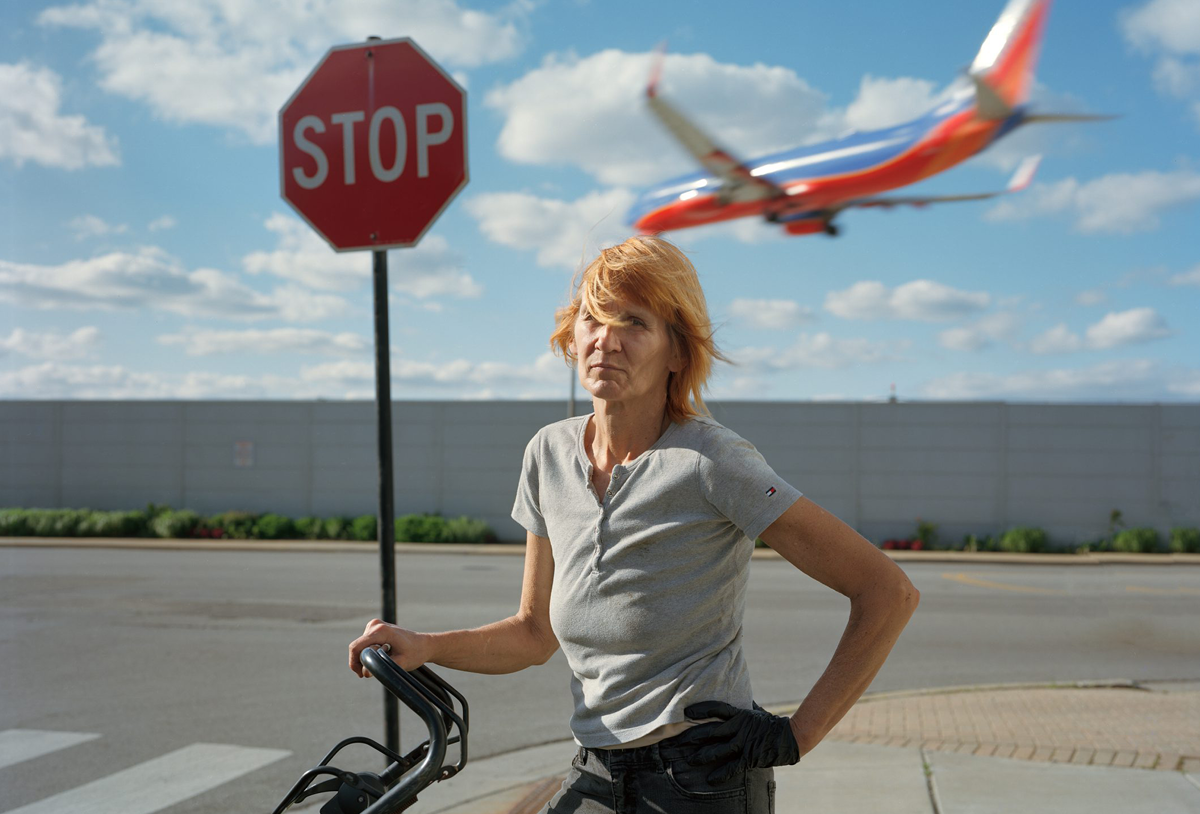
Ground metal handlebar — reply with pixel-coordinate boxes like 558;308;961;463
271;648;469;814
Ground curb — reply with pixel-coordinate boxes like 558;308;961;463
3;537;1200;564
753;677;1187;715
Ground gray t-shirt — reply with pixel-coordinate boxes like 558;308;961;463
511;414;802;748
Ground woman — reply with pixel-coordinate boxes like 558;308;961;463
349;235;920;813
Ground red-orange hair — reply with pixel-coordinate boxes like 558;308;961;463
550;235;728;424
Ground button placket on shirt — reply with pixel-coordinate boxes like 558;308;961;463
591;465;623;574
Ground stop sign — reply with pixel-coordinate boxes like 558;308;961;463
279;38;468;251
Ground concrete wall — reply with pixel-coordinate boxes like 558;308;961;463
2;400;1197;545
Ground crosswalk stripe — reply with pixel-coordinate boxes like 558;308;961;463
2;743;291;814
0;731;101;771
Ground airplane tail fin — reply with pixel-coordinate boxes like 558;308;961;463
969;0;1051;115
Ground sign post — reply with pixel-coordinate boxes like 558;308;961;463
280;36;468;755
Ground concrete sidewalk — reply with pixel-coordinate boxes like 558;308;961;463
411;680;1200;814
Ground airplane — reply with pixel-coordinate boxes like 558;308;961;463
628;0;1110;238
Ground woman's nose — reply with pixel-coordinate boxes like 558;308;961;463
595;323;620;350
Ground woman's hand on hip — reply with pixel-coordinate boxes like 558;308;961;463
676;700;801;783
349;618;431;677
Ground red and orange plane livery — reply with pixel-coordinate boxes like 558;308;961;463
630;0;1108;237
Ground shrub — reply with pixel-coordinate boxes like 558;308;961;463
149;509;201;538
77;510;147;537
351;514;377;541
29;509;92;537
322;515;353;540
253;513;296;540
0;509;32;536
294;516;323;539
914;519;939;549
881;538;923;551
1170;528;1200;554
998;526;1047;553
213;511;258;539
442;515;496;543
394;513;445;542
1111;527;1161;553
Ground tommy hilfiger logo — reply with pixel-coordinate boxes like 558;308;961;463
765;486;777;496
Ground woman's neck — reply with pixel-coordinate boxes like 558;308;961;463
587;397;670;472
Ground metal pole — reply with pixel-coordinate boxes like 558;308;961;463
372;247;399;755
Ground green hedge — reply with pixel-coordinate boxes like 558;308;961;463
3;506;1196;553
0;505;496;544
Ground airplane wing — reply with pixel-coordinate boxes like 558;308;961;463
646;52;784;205
834;154;1041;213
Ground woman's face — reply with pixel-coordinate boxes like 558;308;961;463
570;295;680;408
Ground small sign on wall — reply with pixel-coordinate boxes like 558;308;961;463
234;440;254;468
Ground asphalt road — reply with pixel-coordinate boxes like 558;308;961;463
2;546;1197;814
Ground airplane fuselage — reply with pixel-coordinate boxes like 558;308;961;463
630;89;1022;234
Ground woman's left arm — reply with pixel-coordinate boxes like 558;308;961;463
758;495;920;756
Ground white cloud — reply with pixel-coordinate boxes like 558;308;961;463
732;332;909;371
0;362;173;399
1075;288;1107;306
1122;0;1200;55
299;351;564;391
985;169;1200;233
709;375;772;399
0;327;101;360
921;358;1198;401
69;214;128;241
486;50;831;187
0;246;351;322
0;350;568;400
938;311;1023;352
466;189;636;269
1028;323;1085;354
1028;307;1173;354
728;299;815;330
1167;265;1200;286
825;279;990;322
1122;0;1200;126
841;75;939;131
157;327;370;356
37;0;525;145
1085;307;1173;349
241;214;483;299
0;62;120;170
148;215;177;232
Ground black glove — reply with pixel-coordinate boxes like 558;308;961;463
676;700;801;784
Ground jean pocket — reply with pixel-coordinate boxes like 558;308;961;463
663;758;747;801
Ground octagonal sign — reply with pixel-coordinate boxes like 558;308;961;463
280;38;468;251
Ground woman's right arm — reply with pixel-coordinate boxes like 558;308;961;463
349;531;558;677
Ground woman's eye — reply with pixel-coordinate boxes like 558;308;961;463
582;312;595;322
632;318;646;327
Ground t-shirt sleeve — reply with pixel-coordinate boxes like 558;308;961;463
699;426;802;542
511;433;549;538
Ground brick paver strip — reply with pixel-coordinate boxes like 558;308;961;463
827;687;1200;772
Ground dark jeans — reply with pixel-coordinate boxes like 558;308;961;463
540;730;776;814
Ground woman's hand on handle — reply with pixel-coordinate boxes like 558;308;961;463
349;618;431;677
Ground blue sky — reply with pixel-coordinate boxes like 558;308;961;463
2;0;1198;403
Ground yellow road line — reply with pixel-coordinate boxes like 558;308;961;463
941;571;1066;594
